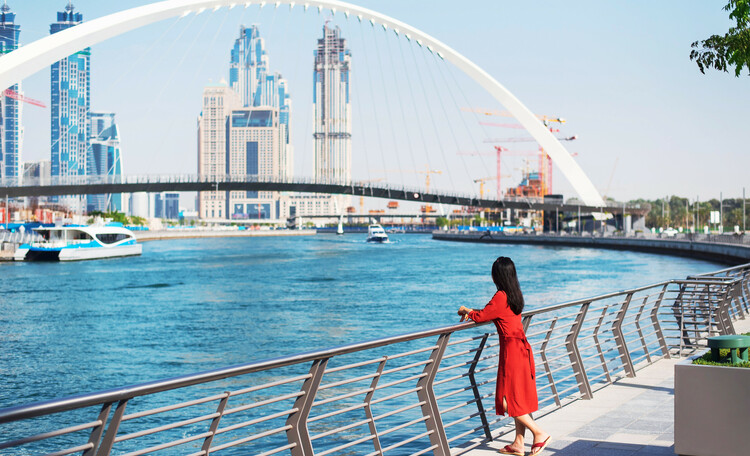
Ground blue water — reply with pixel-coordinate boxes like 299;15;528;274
0;234;722;409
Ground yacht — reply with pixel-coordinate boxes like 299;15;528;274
14;224;142;261
366;224;389;243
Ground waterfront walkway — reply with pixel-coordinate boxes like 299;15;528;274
464;317;750;456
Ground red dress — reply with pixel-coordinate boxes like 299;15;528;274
468;291;538;417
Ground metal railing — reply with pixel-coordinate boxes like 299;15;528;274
1;263;748;456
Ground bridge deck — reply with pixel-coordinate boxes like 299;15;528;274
462;317;750;456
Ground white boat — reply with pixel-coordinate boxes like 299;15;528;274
366;224;389;243
14;224;143;261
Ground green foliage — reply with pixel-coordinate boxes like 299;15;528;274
630;196;749;230
690;1;750;76
86;211;132;225
693;333;750;368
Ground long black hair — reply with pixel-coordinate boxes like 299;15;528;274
491;257;524;315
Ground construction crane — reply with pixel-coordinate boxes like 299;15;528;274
375;165;442;193
461;107;566;125
3;89;46;108
480;122;560;133
473;175;511;199
459;147;538;199
482;135;578;144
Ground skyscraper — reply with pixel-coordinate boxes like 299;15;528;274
229;25;292;175
87;112;122;212
313;25;351;185
50;3;90;194
197;82;240;219
0;2;21;184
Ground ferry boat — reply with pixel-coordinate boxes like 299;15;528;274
14;224;142;261
366;224;389;243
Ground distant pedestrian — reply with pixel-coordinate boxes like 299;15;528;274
458;256;551;455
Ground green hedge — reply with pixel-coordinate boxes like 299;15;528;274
693;332;750;368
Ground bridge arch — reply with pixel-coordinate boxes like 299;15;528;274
0;0;605;206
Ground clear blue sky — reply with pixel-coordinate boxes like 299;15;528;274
7;1;750;203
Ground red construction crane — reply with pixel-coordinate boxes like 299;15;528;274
3;89;47;108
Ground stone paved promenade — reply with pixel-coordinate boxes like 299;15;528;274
464;317;750;456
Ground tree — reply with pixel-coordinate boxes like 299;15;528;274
690;1;750;76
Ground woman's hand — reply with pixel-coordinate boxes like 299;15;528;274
457;306;472;322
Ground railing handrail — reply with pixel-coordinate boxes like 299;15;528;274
2;269;744;425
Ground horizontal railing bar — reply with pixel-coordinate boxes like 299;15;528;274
0;420;101;449
377;415;429;438
223;391;304;416
373;401;427;422
253;442;298;456
440;348;476;361
44;442;95;456
376;372;428;390
115;412;218;442
446;423;485;442
380;359;433;376
312;387;373;406
324;356;386;374
406;443;439;456
122;393;227;421
315;432;376;456
443;410;484;429
379;427;433;453
209;425;292;452
308;402;364;423
440;398;479;415
387;345;441;360
447;334;489;346
119;431;212;456
215;408;297;435
370;386;422;405
436;359;473;374
433;371;470;386
435;379;492;400
310;417;372;441
319;373;378;390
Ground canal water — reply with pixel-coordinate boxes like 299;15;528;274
0;234;722;407
0;234;723;454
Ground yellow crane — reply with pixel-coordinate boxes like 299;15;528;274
358;178;385;214
373;165;442;193
473;175;511;199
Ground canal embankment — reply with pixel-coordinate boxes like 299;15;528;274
134;228;316;242
432;231;750;264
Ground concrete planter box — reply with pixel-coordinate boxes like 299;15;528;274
674;352;750;456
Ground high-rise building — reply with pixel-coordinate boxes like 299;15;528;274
0;2;22;184
229;25;292;174
197;82;240;219
313;25;351;185
87;112;122;212
227;107;285;220
50;4;90;197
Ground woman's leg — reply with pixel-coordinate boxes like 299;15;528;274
503;397;525;452
514;413;550;454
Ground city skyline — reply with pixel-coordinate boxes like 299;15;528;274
2;1;749;204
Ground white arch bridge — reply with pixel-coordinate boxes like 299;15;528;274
0;175;645;215
0;0;607;207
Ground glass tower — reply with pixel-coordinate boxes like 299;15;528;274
229;25;291;172
313;25;351;184
0;2;21;184
50;3;90;195
87;112;122;212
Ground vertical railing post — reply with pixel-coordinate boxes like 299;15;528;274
468;333;492;441
95;399;128;456
82;402;112;456
566;302;592;400
651;284;670;359
286;358;328;456
592;306;612;384
612;292;636;377
633;298;651;364
717;281;737;336
417;333;451;456
364;357;388;455
539;319;560;407
200;392;230;455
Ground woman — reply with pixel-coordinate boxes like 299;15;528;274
458;257;551;456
